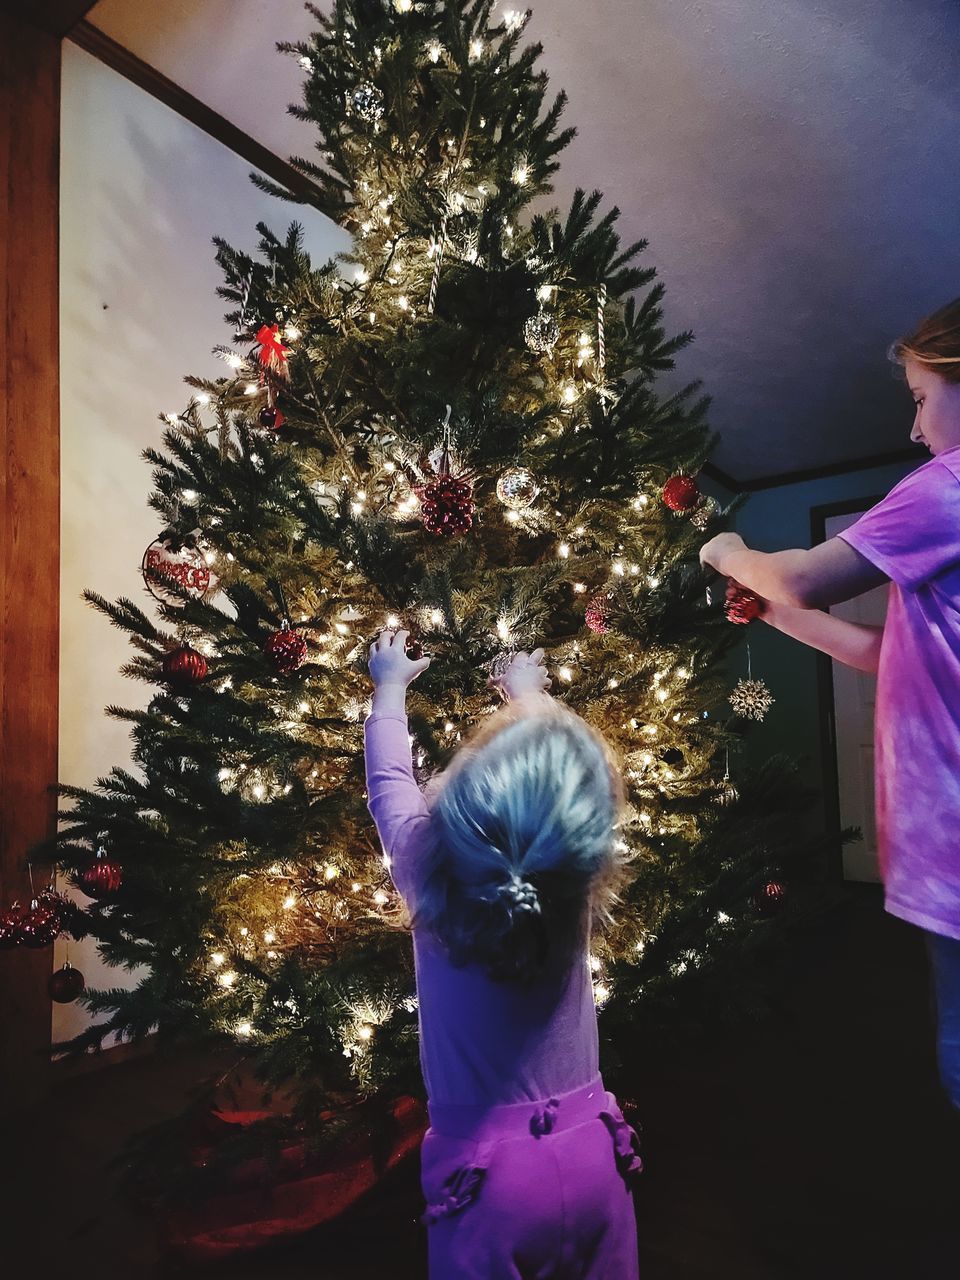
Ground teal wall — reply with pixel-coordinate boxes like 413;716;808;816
705;460;917;830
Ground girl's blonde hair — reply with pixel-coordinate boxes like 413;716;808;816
415;697;628;982
890;297;960;383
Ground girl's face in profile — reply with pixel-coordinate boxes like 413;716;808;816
906;357;960;456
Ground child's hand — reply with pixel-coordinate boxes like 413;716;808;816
488;649;551;701
368;629;431;688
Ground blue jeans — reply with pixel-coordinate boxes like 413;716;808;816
926;931;960;1111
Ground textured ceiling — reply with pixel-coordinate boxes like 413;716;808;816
85;0;960;483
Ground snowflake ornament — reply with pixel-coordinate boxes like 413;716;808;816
729;677;775;722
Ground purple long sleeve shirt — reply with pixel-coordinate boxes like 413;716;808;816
364;710;600;1107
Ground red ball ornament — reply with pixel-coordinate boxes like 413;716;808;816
417;475;475;538
724;584;765;625
258;405;285;431
0;902;25;949
79;848;123;898
265;623;308;675
662;474;701;513
754;880;786;916
585;594;610;635
19;897;61;948
49;962;86;1004
162;643;208;686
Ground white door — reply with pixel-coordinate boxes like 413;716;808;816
824;512;889;882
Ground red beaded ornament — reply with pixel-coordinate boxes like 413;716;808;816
79;849;123;898
753;880;786;916
662;474;701;513
724;584;765;625
585;594;610;635
265;623;308;675
415;406;475;539
162;643;209;686
49;962;86;1004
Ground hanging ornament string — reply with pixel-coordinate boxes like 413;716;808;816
427;215;448;316
438;404;453;474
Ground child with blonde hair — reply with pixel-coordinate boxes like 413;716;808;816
701;297;960;1114
365;633;640;1278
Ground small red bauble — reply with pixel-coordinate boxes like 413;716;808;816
258;405;285;431
49;962;86;1004
265;624;308;675
418;476;475;537
0;902;25;949
162;643;208;686
662;474;701;513
79;849;123;898
754;880;786;916
585;594;610;635
724;585;765;625
19;897;61;948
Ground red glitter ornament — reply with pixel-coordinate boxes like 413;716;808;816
662;474;701;513
754;880;786;916
35;885;71;933
724;584;765;625
0;902;25;949
265;623;308;675
162;643;209;686
585;594;610;635
49;962;86;1004
79;848;123;898
19;897;61;948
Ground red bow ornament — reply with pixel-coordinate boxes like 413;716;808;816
255;324;291;378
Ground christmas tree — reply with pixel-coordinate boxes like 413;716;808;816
33;0;828;1188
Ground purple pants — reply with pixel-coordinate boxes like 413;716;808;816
420;1077;641;1278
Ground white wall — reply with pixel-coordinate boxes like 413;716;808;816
56;42;349;1050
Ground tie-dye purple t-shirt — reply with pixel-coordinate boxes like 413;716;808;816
838;445;960;941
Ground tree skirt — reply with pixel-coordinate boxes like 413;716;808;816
163;1094;426;1261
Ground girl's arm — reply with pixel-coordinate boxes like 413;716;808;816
762;600;883;673
364;631;433;901
701;533;889;608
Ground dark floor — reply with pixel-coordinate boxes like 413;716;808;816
7;886;960;1278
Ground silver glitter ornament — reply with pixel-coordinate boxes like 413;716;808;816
347;82;385;123
496;466;539;510
716;776;740;807
524;308;560;354
690;496;717;531
729;677;775;722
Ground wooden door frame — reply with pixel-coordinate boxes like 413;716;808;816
0;15;63;1104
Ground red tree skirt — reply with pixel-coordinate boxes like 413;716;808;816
163;1095;426;1261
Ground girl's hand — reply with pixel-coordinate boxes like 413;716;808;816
368;629;431;688
488;649;551;702
699;531;746;574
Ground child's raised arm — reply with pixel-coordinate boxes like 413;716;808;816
364;630;432;902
